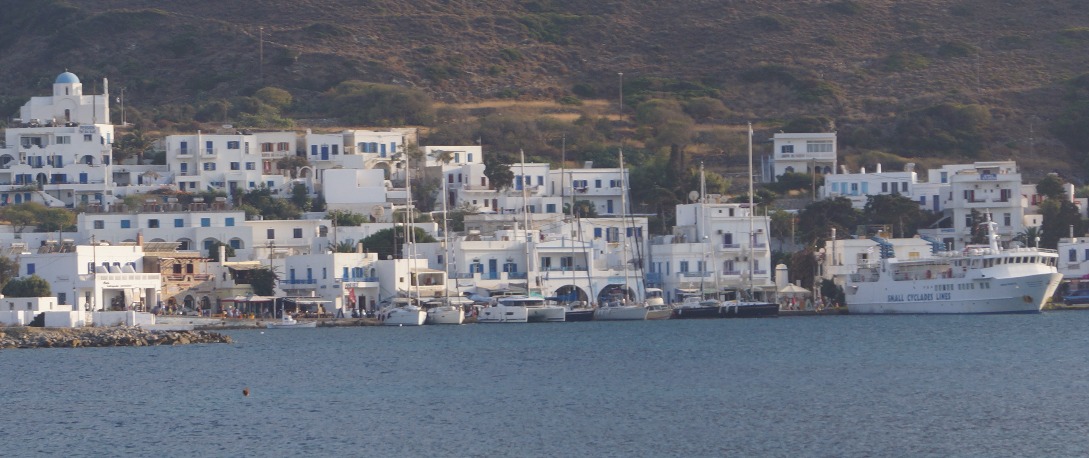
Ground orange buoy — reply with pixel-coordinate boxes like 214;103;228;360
243;387;250;397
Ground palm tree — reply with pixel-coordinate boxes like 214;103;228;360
1015;226;1041;247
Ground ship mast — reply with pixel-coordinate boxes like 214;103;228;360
747;123;756;300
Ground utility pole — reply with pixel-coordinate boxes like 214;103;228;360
259;26;265;85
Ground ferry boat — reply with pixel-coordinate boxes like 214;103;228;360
844;221;1062;314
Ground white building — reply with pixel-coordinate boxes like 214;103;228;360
648;200;774;304
281;251;381;315
17;241;162;313
918;161;1024;250
164;131;293;195
820;163;919;209
1;71;117;208
769;132;836;182
550;162;629;217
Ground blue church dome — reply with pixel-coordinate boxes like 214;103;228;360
55;72;80;84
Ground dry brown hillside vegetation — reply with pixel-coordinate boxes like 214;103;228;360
3;0;1089;179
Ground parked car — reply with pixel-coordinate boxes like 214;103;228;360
1062;289;1089;305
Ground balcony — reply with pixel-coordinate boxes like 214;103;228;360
720;243;741;250
282;278;317;285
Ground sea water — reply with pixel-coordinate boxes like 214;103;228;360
4;313;1089;457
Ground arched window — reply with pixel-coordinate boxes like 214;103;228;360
784;166;795;174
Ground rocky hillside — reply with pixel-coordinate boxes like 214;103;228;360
2;0;1089;176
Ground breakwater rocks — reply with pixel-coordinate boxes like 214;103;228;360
0;327;232;349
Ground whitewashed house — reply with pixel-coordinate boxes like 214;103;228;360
769;132;836;182
820;163;919;209
550;162;629;217
0;71;117;208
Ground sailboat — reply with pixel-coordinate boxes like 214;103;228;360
379;156;427;326
426;166;466;324
720;123;779;318
594;148;648;321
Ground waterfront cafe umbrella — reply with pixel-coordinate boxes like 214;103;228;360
778;284;809;296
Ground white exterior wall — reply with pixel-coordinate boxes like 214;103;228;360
323;169;389;212
19;73;109;126
821;168;918;209
19;245;162;313
771;132;837;181
551;166;628;216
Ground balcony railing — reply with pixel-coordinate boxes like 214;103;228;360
507;272;527;279
721;243;741;249
282;278;317;285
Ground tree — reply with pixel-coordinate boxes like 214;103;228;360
2;275;52;297
1039;199;1084;249
113;129;154;164
1037;175;1066;200
327;210;366;227
769;209;796;251
254;87;293;110
0;204;38;235
569;200;599;217
1014;226;1042;247
0;256;19;291
797;197;860;244
331;239;358;253
0;202;76;234
276;155;309;178
207;242;236;262
483;152;514;190
360;227;438;260
290;183;312;212
323;80;435;126
249;267;278;297
863;194;932;238
36;207;76;232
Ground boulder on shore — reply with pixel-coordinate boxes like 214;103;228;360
0;327;231;349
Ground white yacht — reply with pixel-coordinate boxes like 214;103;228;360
477;297;530;323
424;298;468;325
845;221;1062;314
593;299;648;321
644;288;672;320
512;296;566;322
377;298;427;326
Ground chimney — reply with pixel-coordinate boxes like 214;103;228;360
876;163;882;173
219;244;227;263
860;167;866;174
136;231;144;247
357;242;364;253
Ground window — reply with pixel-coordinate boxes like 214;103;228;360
56;136;70;144
245;162;255;170
806;141;833;153
230;162;240;170
261;143;274;152
1070;249;1077;262
679;261;689;273
294;228;303;238
225;217;235;227
94;220;104;229
468;153;473;162
311;145;318;155
148;219;159;228
205;141;214;153
27;263;35;275
595;179;602;188
175;218;184;228
901;182;908;192
227;141;240;149
781;145;794;154
84;134;93;142
546;204;556;213
201;218;211;227
230;239;241;249
1003;213;1011;226
121;220;131;229
881;182;888;193
203;163;216;171
278;142;290;151
267;229;275;239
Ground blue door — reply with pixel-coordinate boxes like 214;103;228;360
488;259;498;279
321;146;329;160
79;172;88;184
607;200;614;214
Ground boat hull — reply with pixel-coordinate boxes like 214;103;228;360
670;306;722;319
847;272;1062;314
527;306;566;322
593;305;648;321
266;321;317;329
426;306;465;325
477;305;529;323
564;309;595;322
380;309;427;326
721;302;780;318
645;306;672;320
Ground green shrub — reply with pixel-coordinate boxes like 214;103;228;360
882;51;929;72
827;1;864;15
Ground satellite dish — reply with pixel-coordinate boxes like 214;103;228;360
370;205;385;219
688;190;700;202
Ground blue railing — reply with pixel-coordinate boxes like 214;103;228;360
508;272;527;279
282;279;317;285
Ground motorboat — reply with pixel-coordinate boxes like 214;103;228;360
644;288;671;320
377;298;427;326
670;295;723;319
266;314;317;329
477;297;529;323
562;302;595;322
509;296;565;322
593;300;648;321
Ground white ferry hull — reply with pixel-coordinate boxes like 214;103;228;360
593;305;648;321
848;272;1062;314
477;305;529;323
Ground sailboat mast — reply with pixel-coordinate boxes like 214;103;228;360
747;122;755;297
520;149;533;294
619;148;630;302
442;168;451;287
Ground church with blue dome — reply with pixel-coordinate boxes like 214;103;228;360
15;70;110;126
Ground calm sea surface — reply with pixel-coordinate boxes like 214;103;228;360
5;313;1089;457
